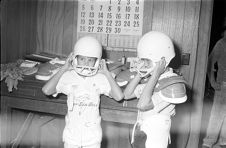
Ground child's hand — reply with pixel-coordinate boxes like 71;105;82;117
152;57;166;77
98;59;109;75
62;52;74;71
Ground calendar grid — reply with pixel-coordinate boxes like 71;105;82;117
77;0;144;50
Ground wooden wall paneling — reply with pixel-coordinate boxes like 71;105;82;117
45;0;64;55
168;1;186;71
180;0;200;86
1;0;7;63
72;0;78;52
26;0;38;55
151;0;164;31
17;0;37;59
18;0;29;58
186;0;213;148
142;0;153;34
36;0;78;56
173;1;185;50
62;0;75;56
3;0;36;62
6;0;21;62
36;0;47;53
160;1;179;36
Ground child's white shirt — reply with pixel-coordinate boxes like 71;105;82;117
55;70;111;146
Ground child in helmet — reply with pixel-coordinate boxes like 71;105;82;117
123;31;187;148
42;36;124;148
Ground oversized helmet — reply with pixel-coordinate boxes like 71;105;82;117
72;36;102;76
136;31;175;77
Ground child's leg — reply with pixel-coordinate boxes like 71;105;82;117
142;115;171;148
131;124;146;148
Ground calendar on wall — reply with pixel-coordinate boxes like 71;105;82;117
77;0;144;49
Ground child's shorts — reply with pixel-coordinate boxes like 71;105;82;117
132;114;171;148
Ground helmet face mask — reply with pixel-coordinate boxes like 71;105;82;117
72;55;99;76
135;58;156;77
72;36;102;77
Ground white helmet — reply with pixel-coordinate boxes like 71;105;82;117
72;36;102;76
136;31;175;77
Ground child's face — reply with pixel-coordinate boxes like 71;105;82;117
136;58;156;77
77;55;97;67
139;58;154;69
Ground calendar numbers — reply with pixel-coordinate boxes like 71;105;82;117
98;20;103;25
124;21;131;27
116;13;121;19
97;27;103;33
81;12;85;17
106;27;112;34
77;0;143;35
114;28;121;34
89;12;94;18
125;14;130;19
88;26;94;32
80;19;85;25
98;12;104;19
115;20;121;26
80;26;86;32
106;20;112;26
133;21;139;27
107;13;112;19
88;19;94;25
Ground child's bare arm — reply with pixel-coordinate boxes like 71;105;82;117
138;58;166;111
123;74;142;100
42;53;74;96
99;59;124;101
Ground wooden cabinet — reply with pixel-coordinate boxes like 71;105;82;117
1;76;137;148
